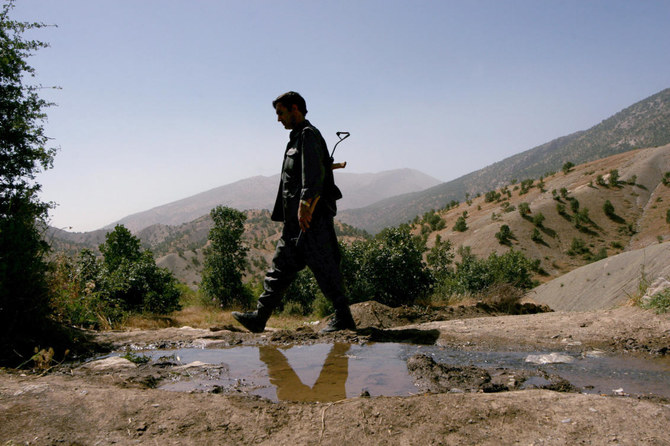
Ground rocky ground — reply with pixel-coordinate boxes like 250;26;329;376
1;302;670;445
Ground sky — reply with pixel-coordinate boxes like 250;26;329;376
10;0;670;232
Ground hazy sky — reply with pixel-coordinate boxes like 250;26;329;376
12;0;670;232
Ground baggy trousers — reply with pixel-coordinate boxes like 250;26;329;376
257;215;347;315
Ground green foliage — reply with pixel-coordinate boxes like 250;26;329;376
662;172;670;187
441;248;538;295
643;289;670;314
484;190;501;203
495;225;514;246
500;201;515;213
573;207;591;228
603;200;615;218
568;197;579;214
531;228;544;244
596;175;607;187
562;161;575;174
532;212;545;227
341;225;433;307
422;211;445;231
201;206;252;309
608;169;620;187
519;179;534;195
0;3;58;364
47;228;183;327
567;238;592;258
282;269;321;316
97;226;181;315
518;202;530;217
426;235;454;283
452;215;468;232
666;208;670;224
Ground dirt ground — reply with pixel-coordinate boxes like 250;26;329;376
2;302;670;445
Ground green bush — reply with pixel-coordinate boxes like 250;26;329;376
644;289;670;314
341;226;433;307
442;248;538;295
495;225;514;245
282;269;321;316
452;215;468;232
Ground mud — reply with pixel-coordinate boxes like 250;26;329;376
2;302;670;445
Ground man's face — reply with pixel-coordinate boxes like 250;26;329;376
275;103;300;130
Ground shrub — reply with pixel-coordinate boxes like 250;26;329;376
644;289;670;314
567;238;591;258
443;249;538;295
495;225;514;245
518;202;531;217
485;190;501;203
341;226;433;307
609;169;620;187
453;215;468;232
531;228;544;244
562;162;575;174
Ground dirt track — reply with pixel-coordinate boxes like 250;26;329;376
2;303;670;445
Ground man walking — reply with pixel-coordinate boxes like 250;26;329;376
232;91;356;333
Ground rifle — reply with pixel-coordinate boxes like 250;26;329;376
295;131;350;245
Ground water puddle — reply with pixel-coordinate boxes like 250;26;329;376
111;343;670;402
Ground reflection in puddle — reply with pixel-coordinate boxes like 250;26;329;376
120;343;670;403
260;344;349;402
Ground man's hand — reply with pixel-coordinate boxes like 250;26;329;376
298;199;313;231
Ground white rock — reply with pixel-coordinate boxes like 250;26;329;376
525;352;575;365
79;356;136;371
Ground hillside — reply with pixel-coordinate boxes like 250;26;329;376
340;88;670;233
411;144;670;285
107;168;441;232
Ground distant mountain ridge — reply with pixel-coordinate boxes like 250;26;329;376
339;87;670;233
108;168;441;232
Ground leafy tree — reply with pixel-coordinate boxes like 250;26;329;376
495;224;514;245
608;169;620;187
518;202;531;217
97;225;181;314
484;190;501;203
562;161;575;174
426;235;454;283
453;215;468;232
200;206;252;308
0;2;58;364
531;228;544;243
532;212;545;227
99;225;141;271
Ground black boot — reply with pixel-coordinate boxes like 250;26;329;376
320;306;356;333
232;310;269;333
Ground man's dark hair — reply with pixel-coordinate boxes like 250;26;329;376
272;91;308;115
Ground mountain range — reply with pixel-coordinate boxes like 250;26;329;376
50;87;670;264
338;88;670;233
106;168;442;233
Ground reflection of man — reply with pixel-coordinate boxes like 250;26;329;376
259;343;350;402
233;91;356;333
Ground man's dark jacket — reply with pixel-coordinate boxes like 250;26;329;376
271;120;342;224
